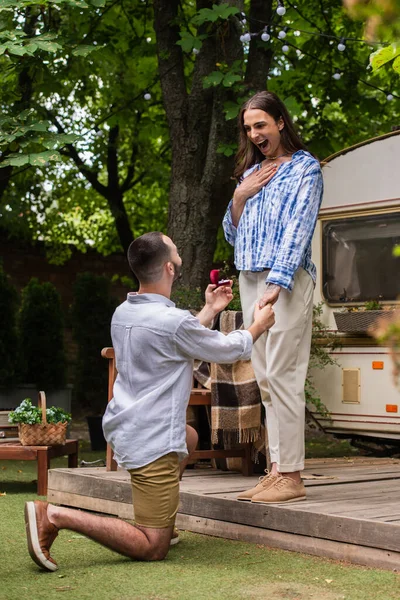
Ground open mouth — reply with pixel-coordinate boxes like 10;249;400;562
257;139;269;150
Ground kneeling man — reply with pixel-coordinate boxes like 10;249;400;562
25;232;275;571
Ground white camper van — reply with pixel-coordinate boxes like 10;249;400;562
309;130;400;442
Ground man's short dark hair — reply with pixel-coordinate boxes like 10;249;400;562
127;232;171;284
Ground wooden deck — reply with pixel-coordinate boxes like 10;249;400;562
48;457;400;571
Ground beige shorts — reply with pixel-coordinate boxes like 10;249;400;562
128;452;180;529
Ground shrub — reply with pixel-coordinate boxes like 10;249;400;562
0;264;19;386
71;273;117;415
18;278;66;390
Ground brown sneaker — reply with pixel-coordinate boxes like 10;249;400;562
237;472;279;502
251;476;306;504
170;527;180;546
25;501;59;572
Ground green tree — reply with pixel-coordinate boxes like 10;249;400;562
1;1;399;286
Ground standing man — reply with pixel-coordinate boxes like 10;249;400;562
25;232;275;572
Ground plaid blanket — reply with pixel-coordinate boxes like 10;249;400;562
193;311;263;447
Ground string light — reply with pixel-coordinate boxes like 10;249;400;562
261;30;271;42
276;1;286;16
234;12;399;102
278;27;288;39
240;32;251;43
192;48;199;55
144;92;151;100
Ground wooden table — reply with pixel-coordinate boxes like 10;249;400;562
0;438;78;495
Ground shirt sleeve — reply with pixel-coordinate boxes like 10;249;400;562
174;314;253;364
266;164;323;291
222;199;237;246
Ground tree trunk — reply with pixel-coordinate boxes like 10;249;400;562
154;0;242;288
154;0;273;289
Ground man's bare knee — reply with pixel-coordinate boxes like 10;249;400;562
137;525;171;561
145;546;169;561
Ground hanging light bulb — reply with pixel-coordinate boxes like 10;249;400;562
261;30;270;42
276;1;286;16
282;44;289;52
192;48;199;55
240;32;251;43
332;70;341;80
278;27;288;39
337;38;346;52
144;92;151;101
387;93;394;101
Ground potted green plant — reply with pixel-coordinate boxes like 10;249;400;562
71;273;117;450
9;396;71;446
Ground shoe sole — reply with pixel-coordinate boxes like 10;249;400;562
251;496;306;505
24;502;58;572
170;536;180;546
237;497;253;502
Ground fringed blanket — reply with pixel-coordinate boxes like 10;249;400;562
193;311;262;448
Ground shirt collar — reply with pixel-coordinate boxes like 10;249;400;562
127;292;175;308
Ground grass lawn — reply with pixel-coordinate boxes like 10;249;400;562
1;442;399;600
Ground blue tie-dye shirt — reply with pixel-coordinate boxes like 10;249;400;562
222;150;323;292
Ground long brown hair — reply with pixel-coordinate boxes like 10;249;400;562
234;91;308;180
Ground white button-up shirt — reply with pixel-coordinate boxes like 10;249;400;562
102;293;253;470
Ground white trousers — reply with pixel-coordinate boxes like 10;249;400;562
239;268;314;472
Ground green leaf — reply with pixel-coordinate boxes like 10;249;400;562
393;245;400;257
29;151;61;166
29;121;51;132
203;71;224;88
8;44;25;56
217;142;236;156
222;72;241;87
393;55;400;75
23;42;38;54
223;101;240;120
192;3;238;26
0;133;16;143
56;133;79;144
35;40;62;52
370;43;400;72
8;155;30;167
72;44;100;56
214;4;239;20
177;31;203;54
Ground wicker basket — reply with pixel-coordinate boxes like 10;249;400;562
333;310;393;333
18;391;68;446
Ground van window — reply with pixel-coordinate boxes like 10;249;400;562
322;212;400;303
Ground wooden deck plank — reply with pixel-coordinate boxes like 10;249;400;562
175;514;400;571
178;492;400;552
47;461;400;567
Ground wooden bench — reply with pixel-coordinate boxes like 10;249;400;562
101;347;253;475
0;438;78;495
